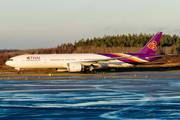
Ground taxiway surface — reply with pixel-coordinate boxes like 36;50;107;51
1;72;180;119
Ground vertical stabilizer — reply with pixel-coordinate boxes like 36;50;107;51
139;32;162;54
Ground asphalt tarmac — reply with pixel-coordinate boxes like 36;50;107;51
1;71;180;80
0;71;180;119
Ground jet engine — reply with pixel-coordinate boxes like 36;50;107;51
67;62;82;72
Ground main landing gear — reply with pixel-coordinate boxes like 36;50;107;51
80;70;97;74
80;65;97;74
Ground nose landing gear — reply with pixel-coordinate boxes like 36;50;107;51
15;68;21;74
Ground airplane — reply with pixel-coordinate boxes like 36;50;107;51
6;32;164;74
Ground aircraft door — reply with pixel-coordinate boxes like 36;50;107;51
79;57;82;61
20;58;24;65
43;57;47;67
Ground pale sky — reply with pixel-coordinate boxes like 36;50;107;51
1;0;180;49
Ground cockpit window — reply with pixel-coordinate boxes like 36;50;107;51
8;59;13;61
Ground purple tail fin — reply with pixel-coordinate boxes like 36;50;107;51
139;32;163;55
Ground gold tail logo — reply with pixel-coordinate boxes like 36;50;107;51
147;41;157;51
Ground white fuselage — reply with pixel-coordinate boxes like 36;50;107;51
6;53;137;69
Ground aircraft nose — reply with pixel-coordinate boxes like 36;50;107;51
5;61;12;66
5;61;9;66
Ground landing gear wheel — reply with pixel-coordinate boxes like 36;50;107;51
87;70;96;74
17;71;21;75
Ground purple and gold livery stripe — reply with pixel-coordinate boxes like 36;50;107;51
97;53;147;63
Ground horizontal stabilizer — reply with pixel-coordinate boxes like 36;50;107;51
145;54;173;59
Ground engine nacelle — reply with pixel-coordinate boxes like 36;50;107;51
67;62;82;72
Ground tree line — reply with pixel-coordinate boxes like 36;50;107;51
1;33;180;65
74;33;180;47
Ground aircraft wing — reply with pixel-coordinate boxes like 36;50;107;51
81;56;130;64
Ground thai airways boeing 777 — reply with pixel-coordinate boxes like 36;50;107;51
6;32;164;73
